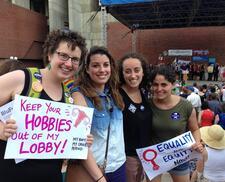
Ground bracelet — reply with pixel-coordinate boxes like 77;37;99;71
96;175;104;182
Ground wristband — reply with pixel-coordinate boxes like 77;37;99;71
96;175;104;182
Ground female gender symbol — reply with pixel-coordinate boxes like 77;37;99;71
143;149;160;170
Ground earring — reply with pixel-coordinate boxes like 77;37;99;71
47;63;51;70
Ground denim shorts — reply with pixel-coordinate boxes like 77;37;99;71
169;161;190;176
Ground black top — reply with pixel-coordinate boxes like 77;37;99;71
120;88;152;156
0;69;64;182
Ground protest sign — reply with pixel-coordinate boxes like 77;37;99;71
4;95;93;160
0;101;23;163
0;101;14;122
136;131;201;180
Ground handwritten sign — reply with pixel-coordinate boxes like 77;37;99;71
136;132;201;180
0;101;14;122
4;95;93;159
0;101;24;163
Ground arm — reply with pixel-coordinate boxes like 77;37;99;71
72;92;106;182
197;111;202;126
82;148;106;181
188;108;204;153
0;70;25;104
0;70;25;140
214;114;219;124
0;121;6;140
190;149;207;182
194;148;207;181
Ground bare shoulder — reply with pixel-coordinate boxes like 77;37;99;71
72;91;87;106
0;70;25;105
172;95;181;105
0;69;24;79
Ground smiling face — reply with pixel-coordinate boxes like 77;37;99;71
152;74;174;100
122;58;144;89
86;53;111;91
48;41;81;81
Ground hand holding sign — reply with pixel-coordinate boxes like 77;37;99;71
136;132;201;180
4;95;94;160
3;119;17;139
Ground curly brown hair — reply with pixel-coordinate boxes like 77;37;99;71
76;46;124;110
42;29;87;66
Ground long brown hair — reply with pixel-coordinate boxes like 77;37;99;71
76;46;124;110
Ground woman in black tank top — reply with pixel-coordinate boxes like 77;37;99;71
0;29;87;182
118;53;152;182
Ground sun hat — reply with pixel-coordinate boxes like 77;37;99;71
200;125;225;149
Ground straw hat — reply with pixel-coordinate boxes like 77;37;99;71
200;125;225;149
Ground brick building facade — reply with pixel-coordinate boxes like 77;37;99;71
108;22;225;65
0;1;48;67
1;0;225;67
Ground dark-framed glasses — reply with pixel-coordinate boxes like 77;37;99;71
55;51;80;64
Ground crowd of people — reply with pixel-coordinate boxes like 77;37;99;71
171;74;225;182
0;28;224;182
172;62;224;82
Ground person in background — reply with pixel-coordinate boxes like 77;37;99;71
220;85;225;102
193;82;200;95
213;63;220;81
0;58;25;75
191;125;225;182
207;64;214;81
207;93;221;116
181;63;188;82
149;65;203;182
198;86;207;104
214;102;225;129
199;64;205;81
0;29;90;182
198;101;214;127
186;86;202;117
68;46;126;182
118;53;152;182
180;86;189;99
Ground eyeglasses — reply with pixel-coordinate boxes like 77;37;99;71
55;51;80;64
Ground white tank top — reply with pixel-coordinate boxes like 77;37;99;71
203;146;225;182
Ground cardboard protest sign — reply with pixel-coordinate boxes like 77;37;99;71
0;101;23;163
0;101;14;122
4;95;93;159
136;131;201;180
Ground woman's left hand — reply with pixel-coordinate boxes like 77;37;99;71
86;134;94;147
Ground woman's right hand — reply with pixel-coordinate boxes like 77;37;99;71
2;119;17;140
